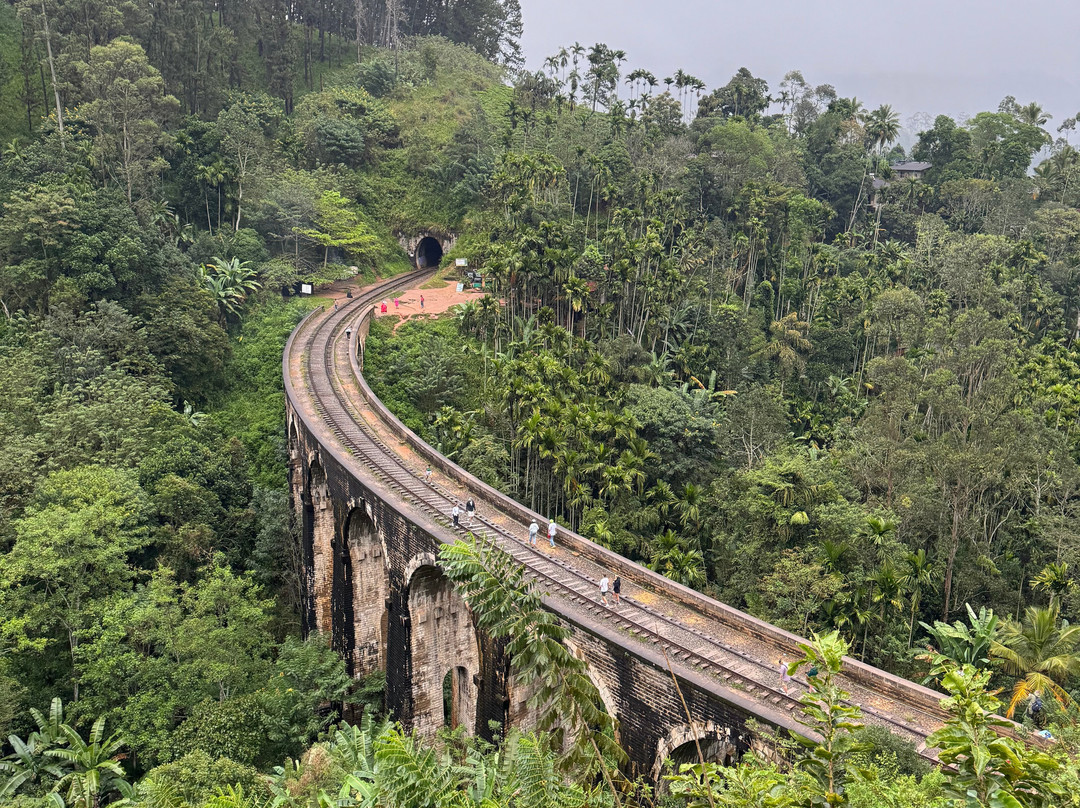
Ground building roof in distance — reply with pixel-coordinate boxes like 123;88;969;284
891;160;932;172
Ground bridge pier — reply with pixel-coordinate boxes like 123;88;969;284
342;502;386;676
301;461;334;636
405;559;480;739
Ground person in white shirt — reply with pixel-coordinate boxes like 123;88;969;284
599;575;609;605
548;519;557;547
451;505;461;527
528;519;539;545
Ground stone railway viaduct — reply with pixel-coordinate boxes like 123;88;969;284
285;269;956;781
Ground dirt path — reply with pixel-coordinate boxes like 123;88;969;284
317;271;485;328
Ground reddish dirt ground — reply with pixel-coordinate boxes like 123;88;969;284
318;273;484;327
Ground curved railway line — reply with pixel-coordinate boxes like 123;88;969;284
287;269;972;762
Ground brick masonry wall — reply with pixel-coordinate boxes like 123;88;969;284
287;402;792;782
559;616;756;780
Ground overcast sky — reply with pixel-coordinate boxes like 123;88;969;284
518;0;1080;142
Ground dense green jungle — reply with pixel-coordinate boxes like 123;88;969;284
2;0;1080;804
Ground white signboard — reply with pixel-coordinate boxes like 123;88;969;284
455;258;468;267
300;283;313;295
456;282;465;293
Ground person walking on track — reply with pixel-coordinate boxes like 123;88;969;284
528;519;539;545
548;518;557;547
452;504;461;528
599;575;609;605
612;576;621;607
465;497;476;526
778;658;794;695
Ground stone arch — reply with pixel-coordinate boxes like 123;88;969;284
442;665;474;731
304;461;334;637
342;502;388;676
508;638;619;747
566;639;619;737
399;232;455;267
651;722;736;784
405;552;438;585
406;561;480;740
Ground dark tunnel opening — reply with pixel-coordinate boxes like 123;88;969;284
415;236;444;268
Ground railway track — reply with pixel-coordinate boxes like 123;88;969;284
291;271;948;758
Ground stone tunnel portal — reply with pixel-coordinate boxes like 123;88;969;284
415;236;444;269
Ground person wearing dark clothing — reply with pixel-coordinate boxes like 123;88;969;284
465;498;476;526
612;576;621;606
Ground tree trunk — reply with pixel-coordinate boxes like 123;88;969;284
39;1;64;146
942;498;962;620
355;0;363;60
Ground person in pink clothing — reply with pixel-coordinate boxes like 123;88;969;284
380;301;387;314
393;297;400;308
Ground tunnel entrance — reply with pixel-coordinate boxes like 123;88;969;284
415;236;443;269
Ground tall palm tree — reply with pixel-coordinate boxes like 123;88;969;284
991;604;1080;718
756;312;812;389
861;515;897;563
676;482;703;533
1018;101;1051;128
1032;561;1075;607
862;104;900;155
662;547;707;588
690;77;706;120
900;549;934;648
563;275;589;335
195;159;229;233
